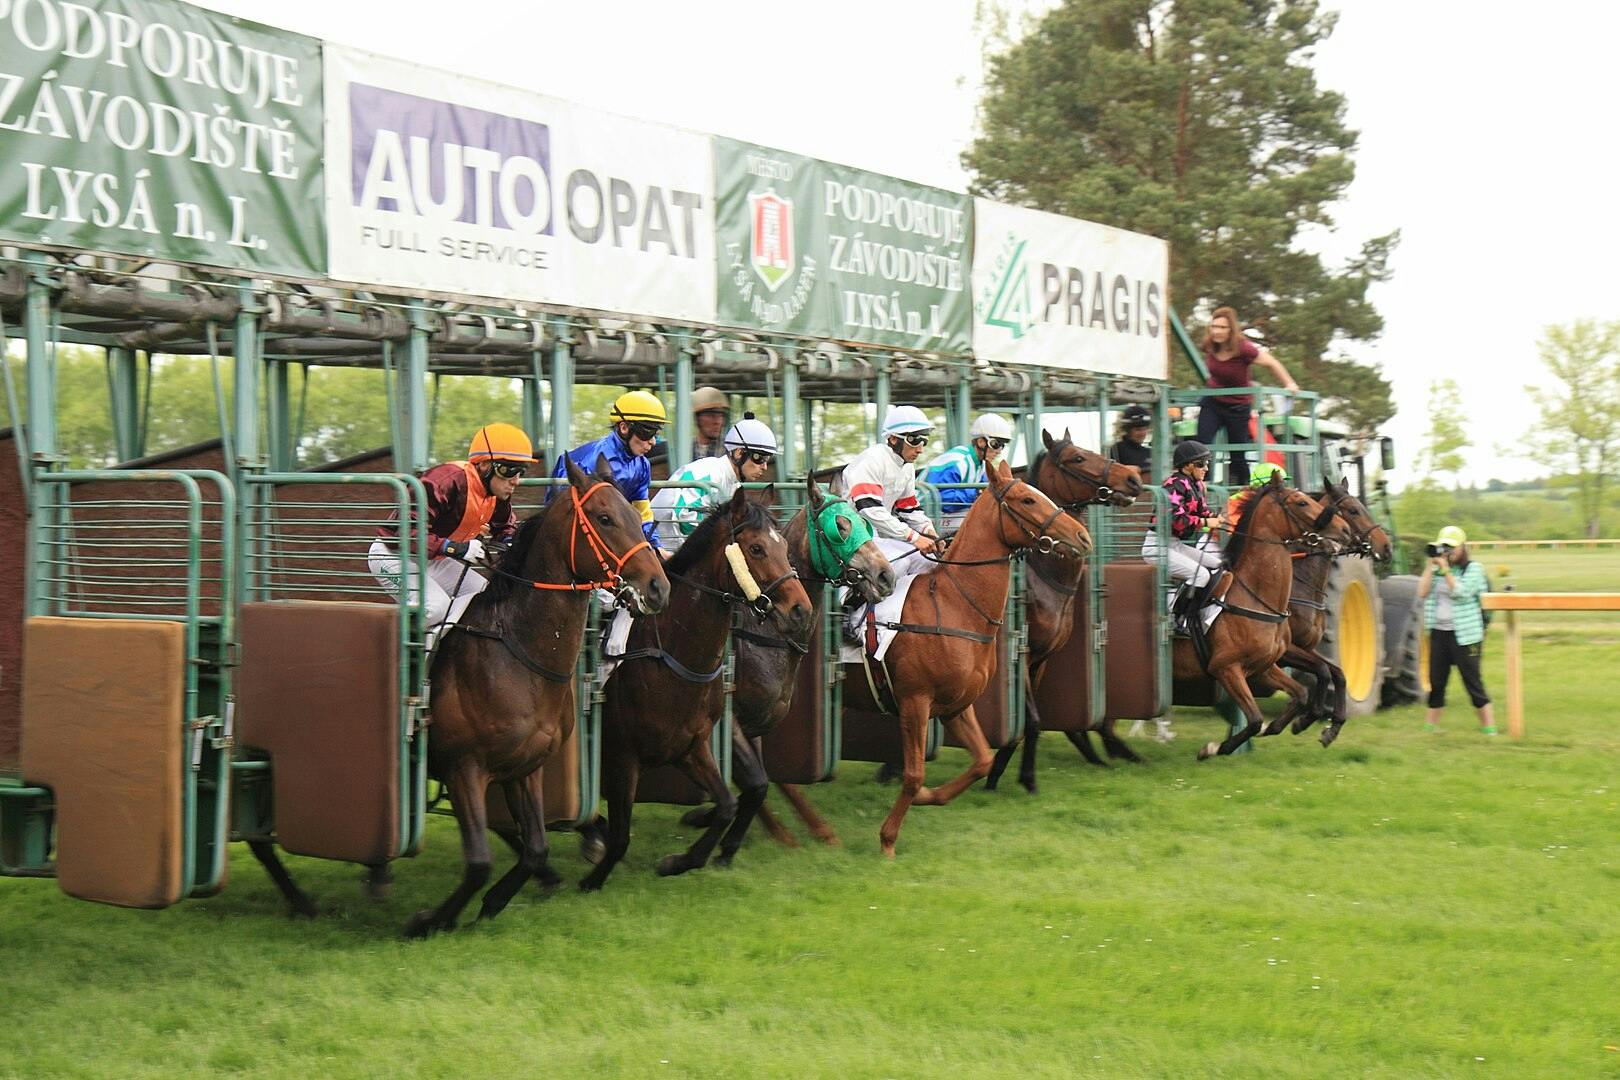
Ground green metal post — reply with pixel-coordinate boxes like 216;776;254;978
549;318;574;464
266;361;292;471
523;351;544;458
672;336;694;471
802;396;815;474
1029;381;1045;452
780;349;801;484
954;370;972;447
23;253;56;463
401;302;431;473
874;356;891;432
107;346;140;463
232;282;261;473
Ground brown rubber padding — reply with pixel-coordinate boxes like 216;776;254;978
237;601;400;864
1034;584;1093;732
1102;563;1162;720
21;617;186;909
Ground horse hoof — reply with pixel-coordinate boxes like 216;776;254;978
984;776;1000;792
873;763;901;785
577;877;604;894
579;833;606;866
655;853;691;877
1319;728;1339;749
816;831;842;848
1197;742;1219;761
679;807;712;828
402;910;440;939
288;898;319;920
713;852;735;869
879;841;896;859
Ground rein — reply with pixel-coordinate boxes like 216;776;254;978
1045;448;1121;508
482;481;652;597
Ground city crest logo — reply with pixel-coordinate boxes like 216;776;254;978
749;189;795;293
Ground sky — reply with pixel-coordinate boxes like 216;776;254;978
189;0;1620;489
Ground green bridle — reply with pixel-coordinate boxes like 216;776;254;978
807;495;874;582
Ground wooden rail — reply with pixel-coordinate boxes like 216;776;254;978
1480;592;1620;738
1468;539;1620;549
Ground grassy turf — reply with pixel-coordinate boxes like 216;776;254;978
4;630;1618;1079
1470;548;1620;640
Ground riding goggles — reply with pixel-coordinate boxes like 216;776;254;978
900;433;930;448
626;422;663;442
742;450;774;466
985;437;1010;451
490;461;528;479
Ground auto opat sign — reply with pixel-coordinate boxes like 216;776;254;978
972;198;1169;379
323;44;715;321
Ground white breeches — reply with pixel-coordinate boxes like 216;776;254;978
368;540;488;629
1142;532;1223;588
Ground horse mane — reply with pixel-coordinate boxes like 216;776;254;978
482;504;555;604
664;495;774;577
1221;487;1265;568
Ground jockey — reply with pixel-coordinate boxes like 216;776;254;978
1223;461;1288;530
369;421;533;637
924;413;1015;529
652;413;778;552
1143;439;1224;623
842;404;940;566
551;389;667;556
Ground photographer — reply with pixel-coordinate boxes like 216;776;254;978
1418;525;1496;735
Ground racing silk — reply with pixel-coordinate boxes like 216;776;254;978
551;432;660;548
923;444;985;513
841;443;936;543
650;455;738;549
1157;472;1212;542
375;460;515;559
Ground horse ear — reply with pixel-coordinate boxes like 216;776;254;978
994;459;1013;482
592;452;614;482
806;474;824;510
563;453;588;488
1062;427;1073;443
1042;429;1055;450
761;483;777;505
729;485;750;518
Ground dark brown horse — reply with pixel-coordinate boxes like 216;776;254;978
843;460;1092;856
411;454;668;935
1256;480;1393;747
683;477;896;858
984;431;1142;793
578;489;812;890
1178;477;1348;760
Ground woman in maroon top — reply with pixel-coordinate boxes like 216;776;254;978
1195;307;1299;486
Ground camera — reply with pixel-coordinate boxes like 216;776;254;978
1425;542;1452;558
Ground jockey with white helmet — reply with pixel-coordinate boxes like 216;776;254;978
652;413;779;552
841;404;940;562
924;413;1015;524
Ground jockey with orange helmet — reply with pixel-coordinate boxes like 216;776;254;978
370;422;535;635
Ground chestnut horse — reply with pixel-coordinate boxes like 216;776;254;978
843;460;1091;856
1177;477;1348;760
1256;480;1393;747
984;431;1142;793
578;489;812;891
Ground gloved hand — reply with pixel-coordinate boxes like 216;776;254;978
443;537;486;564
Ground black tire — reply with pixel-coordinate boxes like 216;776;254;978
1319;557;1385;717
1378;575;1424;708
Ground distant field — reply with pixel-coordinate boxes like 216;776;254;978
1468;548;1620;639
3;634;1618;1077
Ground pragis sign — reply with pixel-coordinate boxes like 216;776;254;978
0;0;325;276
324;45;714;322
972;199;1169;380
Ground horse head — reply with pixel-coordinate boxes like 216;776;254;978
1320;480;1393;561
805;475;896;604
987;459;1093;559
1040;428;1143;508
1258;476;1350;554
562;452;669;613
721;487;813;637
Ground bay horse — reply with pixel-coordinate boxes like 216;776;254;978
983;431;1142;793
683;476;896;860
578;488;812;891
1177;476;1349;760
843;459;1091;856
1256;480;1393;748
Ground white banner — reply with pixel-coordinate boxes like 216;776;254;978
323;46;715;321
971;199;1169;379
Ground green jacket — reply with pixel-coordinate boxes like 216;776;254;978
1423;561;1488;647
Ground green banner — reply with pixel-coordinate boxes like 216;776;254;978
0;0;324;276
715;138;972;354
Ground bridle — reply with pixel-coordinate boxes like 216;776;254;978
1045;447;1123;509
804;495;881;588
670;512;800;619
988;477;1084;558
1261;485;1340;553
485;481;652;604
1319;487;1389;558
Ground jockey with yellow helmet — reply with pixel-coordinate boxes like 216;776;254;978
551;389;668;554
370;421;534;635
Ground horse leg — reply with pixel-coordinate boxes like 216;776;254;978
713;736;770;868
913;706;993;807
1196;663;1267;760
578;754;637;892
754;799;801;848
1065;728;1111;768
1097;719;1144;763
404;760;491;937
878;701;930;858
247;840;317;919
478;770;558;922
776;783;839;846
656;739;736;877
679;723;754;829
362;862;393;901
1312;658;1350;746
1016;674;1043;793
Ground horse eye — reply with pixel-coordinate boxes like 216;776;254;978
1022;496;1034;504
597;514;613;526
750;544;765;558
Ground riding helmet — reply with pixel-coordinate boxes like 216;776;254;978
970;413;1015;441
1173;440;1211;469
692;386;728;415
881;404;933;437
724;414;778;456
1121;404;1152;429
610;390;668;426
467;422;535;463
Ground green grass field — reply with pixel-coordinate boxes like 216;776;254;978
3;562;1618;1078
1472;548;1620;640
